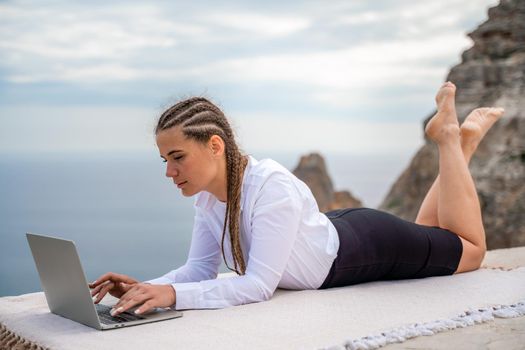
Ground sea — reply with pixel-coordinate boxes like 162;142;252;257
0;150;415;297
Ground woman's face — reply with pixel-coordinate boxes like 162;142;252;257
156;126;225;198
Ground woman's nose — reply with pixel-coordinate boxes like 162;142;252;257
166;163;179;178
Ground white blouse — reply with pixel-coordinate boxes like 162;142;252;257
146;156;340;310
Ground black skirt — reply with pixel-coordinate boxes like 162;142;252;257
319;208;463;289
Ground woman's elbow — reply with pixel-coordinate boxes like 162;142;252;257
259;289;273;302
252;279;276;303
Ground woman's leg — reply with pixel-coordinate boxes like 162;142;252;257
415;107;504;227
424;82;501;273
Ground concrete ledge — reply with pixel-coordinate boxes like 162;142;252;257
1;246;523;350
384;245;525;350
481;246;525;270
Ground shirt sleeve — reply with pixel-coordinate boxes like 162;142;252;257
171;172;304;310
145;207;222;285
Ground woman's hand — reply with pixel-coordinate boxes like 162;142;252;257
89;272;139;304
109;283;176;316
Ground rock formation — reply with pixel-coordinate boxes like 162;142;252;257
293;153;362;212
380;0;525;249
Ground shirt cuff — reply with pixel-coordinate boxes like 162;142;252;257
144;276;173;285
171;282;203;310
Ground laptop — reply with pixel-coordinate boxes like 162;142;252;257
26;232;183;330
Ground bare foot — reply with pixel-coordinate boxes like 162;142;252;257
460;107;505;155
425;82;460;143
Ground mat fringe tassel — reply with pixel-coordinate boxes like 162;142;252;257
321;298;525;350
0;323;49;350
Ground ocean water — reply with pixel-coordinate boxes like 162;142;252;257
0;150;414;297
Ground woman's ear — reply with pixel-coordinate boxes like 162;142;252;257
209;135;225;157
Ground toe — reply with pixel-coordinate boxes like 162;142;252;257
435;83;457;111
493;107;505;115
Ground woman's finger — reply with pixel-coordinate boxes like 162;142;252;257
110;273;139;285
89;273;106;286
114;284;144;309
90;280;108;296
112;292;147;316
94;282;114;304
89;272;115;288
89;272;137;289
90;285;100;297
90;279;115;298
93;282;114;304
135;300;155;315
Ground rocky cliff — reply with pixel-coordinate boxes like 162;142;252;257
380;0;525;249
292;153;362;212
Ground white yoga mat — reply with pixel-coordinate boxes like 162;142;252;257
1;267;524;350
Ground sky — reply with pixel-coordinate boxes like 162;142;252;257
0;0;498;155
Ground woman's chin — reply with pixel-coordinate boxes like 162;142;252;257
180;187;198;197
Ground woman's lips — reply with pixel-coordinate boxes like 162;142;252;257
177;181;187;188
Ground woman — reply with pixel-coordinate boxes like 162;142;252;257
90;82;504;316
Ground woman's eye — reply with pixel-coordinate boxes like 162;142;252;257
174;155;184;161
161;159;167;163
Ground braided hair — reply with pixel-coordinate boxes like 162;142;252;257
156;97;248;275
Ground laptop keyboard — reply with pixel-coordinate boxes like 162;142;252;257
95;304;145;324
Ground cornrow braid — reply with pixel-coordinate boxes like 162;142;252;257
156;97;248;275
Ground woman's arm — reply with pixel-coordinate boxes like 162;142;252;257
172;172;303;310
112;173;303;314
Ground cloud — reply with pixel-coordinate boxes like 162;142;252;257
204;12;311;37
0;2;203;83
9;64;142;83
0;0;495;88
204;33;467;86
0;0;500;154
0;3;181;60
334;0;496;32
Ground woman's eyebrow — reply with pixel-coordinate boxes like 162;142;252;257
167;149;183;156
